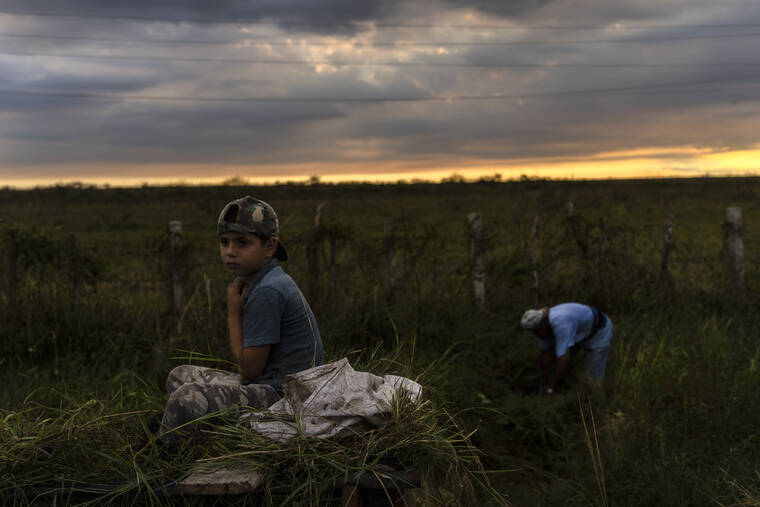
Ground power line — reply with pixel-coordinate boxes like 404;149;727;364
2;8;760;31
3;50;760;69
2;73;759;104
2;30;760;47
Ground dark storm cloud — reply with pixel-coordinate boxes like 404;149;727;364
0;98;346;164
1;0;556;26
3;0;757;35
1;0;759;180
1;0;409;35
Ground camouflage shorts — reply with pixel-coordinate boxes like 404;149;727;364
160;365;281;435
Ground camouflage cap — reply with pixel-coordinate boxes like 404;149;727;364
217;196;288;261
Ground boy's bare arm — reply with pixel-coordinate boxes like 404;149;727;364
227;281;247;363
239;345;270;381
227;281;272;381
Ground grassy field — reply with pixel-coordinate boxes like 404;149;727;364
2;177;760;505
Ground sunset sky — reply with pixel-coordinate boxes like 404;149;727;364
1;0;759;187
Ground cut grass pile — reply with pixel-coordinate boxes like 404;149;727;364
1;343;507;506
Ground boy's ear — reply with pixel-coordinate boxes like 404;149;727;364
266;236;278;256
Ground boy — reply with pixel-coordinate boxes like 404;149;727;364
160;196;325;435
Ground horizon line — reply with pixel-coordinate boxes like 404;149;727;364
3;171;759;191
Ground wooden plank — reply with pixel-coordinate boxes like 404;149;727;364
174;468;262;496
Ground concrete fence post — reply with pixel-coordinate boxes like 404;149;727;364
168;221;184;313
725;206;745;298
467;212;485;308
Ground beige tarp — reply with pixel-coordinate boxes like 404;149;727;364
244;358;423;441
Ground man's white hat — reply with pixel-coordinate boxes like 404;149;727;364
520;308;547;330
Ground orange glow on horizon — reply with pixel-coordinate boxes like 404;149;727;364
3;144;759;189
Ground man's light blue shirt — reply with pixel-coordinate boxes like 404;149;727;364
537;303;612;357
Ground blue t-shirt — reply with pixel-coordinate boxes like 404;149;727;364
240;259;325;391
537;303;612;356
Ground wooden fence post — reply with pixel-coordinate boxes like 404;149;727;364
69;232;81;304
660;212;674;282
598;217;607;271
384;219;396;300
526;215;541;306
6;229;19;323
566;201;591;276
725;206;745;298
327;229;338;312
168;221;184;313
467;212;485;308
307;203;324;305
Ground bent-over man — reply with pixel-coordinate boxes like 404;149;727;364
520;303;612;396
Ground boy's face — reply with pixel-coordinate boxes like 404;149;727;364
219;231;277;277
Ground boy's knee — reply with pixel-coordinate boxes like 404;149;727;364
163;383;209;430
166;364;202;394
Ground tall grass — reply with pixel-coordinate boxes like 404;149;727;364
3;180;760;504
1;336;505;506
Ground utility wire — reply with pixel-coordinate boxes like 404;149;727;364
1;8;760;30
2;73;759;104
2;30;760;47
2;50;760;69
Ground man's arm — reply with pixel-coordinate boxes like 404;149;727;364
545;353;571;395
227;281;273;381
539;349;553;391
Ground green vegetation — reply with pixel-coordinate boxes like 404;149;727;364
1;177;760;505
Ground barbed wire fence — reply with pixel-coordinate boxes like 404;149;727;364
1;200;757;362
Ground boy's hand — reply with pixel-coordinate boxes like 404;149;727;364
227;281;248;315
